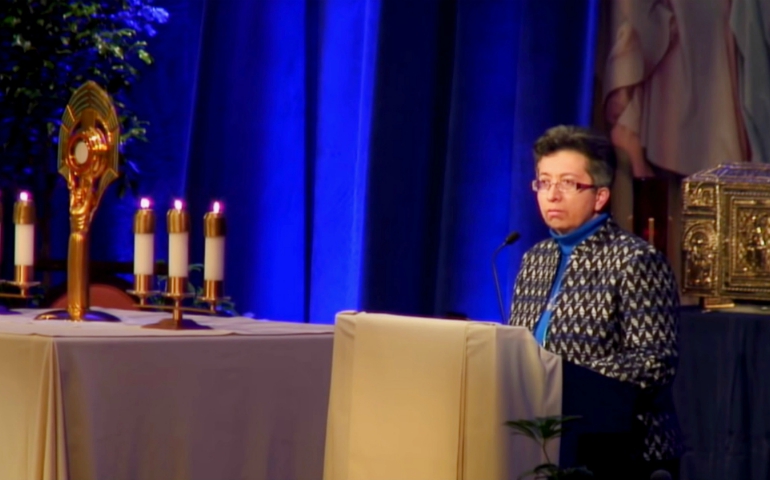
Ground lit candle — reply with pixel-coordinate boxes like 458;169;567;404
13;191;35;269
167;200;190;278
203;201;226;281
133;198;155;275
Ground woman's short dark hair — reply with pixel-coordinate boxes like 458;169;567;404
533;125;617;188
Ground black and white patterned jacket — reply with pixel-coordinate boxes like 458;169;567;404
508;217;682;461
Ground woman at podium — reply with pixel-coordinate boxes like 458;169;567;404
509;125;682;479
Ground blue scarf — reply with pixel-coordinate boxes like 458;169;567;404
533;213;610;346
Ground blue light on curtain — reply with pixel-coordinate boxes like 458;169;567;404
309;0;381;324
86;0;599;323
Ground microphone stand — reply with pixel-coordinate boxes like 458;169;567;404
492;232;520;323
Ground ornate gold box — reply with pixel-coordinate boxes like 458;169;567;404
682;163;770;308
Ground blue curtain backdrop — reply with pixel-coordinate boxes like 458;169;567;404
81;0;598;323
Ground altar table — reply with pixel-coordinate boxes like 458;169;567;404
0;308;334;480
676;306;770;480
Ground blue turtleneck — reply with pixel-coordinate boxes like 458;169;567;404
533;213;610;346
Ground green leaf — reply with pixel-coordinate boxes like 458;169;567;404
138;49;153;65
0;0;169;198
110;45;124;60
505;419;543;441
3;16;20;27
507;415;591;479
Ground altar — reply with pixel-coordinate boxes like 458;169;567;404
1;309;569;480
0;309;334;480
6;306;737;480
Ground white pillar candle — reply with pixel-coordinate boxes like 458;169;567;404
204;237;225;280
167;200;190;278
133;198;155;275
203;201;226;281
13;192;34;267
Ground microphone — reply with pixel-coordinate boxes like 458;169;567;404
492;231;521;323
649;470;672;480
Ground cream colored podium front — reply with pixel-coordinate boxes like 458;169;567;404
323;312;562;480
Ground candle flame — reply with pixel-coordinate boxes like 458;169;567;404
213;201;221;214
140;198;151;209
19;191;29;202
174;199;183;211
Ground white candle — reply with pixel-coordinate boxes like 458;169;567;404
167;200;189;278
133;198;155;275
204;201;226;281
13;192;34;267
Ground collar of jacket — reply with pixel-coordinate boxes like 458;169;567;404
549;212;610;253
542;215;620;256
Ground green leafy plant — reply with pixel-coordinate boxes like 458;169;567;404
505;415;593;480
0;0;169;195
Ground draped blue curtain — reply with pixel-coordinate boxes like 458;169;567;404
89;0;598;323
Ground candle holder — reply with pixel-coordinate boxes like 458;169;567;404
0;193;41;313
142;277;211;330
126;274;160;306
4;265;40;298
197;279;231;314
128;199;158;305
0;266;41;313
200;203;228;313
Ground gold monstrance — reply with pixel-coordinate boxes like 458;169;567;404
37;81;121;321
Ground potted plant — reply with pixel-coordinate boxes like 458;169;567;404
506;415;593;480
0;0;169;267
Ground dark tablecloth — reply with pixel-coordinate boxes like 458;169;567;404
676;306;770;480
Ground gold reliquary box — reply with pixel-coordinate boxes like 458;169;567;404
682;163;770;308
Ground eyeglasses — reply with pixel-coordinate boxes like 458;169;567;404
531;179;598;193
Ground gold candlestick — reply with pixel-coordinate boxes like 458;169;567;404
127;199;158;305
13;192;35;271
199;280;231;314
143;276;211;330
36;81;121;322
198;202;229;313
0;268;40;307
12;192;36;292
128;274;157;306
143;204;209;330
0;193;40;306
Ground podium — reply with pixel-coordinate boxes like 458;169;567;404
323;312;563;480
560;360;640;479
323;312;643;480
